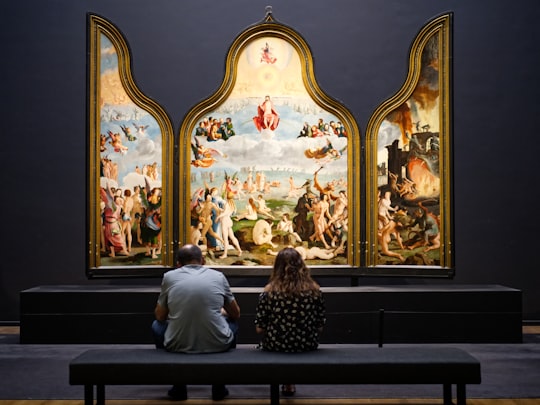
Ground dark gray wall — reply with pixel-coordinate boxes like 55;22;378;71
2;0;539;321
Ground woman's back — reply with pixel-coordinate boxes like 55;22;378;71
255;289;325;352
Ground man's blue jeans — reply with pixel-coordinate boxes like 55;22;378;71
151;317;239;349
151;317;238;400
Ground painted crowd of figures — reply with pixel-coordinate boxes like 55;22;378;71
189;165;349;263
99;179;162;260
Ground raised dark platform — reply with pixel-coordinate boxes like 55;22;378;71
20;284;522;344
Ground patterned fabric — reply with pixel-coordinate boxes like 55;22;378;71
255;291;326;352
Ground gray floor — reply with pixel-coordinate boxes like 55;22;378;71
1;333;539;400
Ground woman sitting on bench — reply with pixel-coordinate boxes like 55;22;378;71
255;247;326;397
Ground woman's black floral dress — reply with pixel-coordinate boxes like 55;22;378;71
255;290;326;352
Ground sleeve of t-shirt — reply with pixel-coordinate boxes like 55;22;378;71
221;272;235;304
156;272;171;309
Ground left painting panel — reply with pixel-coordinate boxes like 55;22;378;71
87;15;174;276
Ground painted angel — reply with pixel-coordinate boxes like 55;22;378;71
107;130;128;154
191;136;226;168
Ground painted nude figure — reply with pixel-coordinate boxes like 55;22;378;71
253;95;279;131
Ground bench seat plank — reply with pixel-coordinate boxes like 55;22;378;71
70;345;481;404
70;345;480;384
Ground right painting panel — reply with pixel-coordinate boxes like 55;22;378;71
365;14;453;275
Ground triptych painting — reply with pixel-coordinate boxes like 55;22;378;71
87;9;452;278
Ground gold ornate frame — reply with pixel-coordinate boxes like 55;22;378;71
178;8;361;275
86;9;453;278
365;13;453;276
87;14;174;276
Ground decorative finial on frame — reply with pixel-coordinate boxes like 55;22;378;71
264;5;274;22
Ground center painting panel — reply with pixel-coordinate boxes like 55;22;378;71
188;36;349;267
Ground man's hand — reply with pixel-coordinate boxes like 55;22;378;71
154;303;169;322
222;299;241;320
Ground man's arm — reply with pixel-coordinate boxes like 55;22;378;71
222;298;241;320
154;302;169;322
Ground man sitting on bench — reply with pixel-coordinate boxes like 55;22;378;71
151;244;241;401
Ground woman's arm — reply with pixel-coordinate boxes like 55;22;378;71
254;287;271;334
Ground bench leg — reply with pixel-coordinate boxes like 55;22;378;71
84;385;93;405
96;385;105;405
457;384;466;405
443;383;453;405
270;384;280;405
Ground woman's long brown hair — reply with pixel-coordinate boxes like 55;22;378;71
267;247;320;295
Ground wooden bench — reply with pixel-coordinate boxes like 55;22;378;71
69;345;481;405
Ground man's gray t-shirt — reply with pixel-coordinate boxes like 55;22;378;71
157;264;235;353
